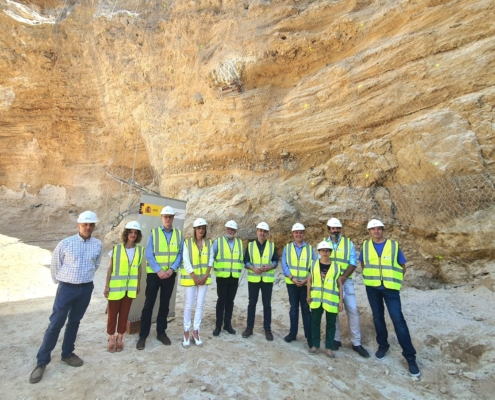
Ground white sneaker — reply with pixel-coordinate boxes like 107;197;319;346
182;332;190;349
193;330;203;347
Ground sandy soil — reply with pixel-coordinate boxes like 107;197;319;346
0;232;494;400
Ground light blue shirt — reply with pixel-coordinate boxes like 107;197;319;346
324;236;358;267
51;234;102;284
281;241;318;277
145;226;184;273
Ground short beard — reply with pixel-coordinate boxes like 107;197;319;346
330;233;340;241
225;234;234;240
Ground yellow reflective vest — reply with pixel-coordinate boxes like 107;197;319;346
324;237;354;279
180;238;212;286
247;240;275;283
284;242;314;284
362;239;403;290
214;237;244;278
108;244;144;300
309;260;341;313
146;228;183;273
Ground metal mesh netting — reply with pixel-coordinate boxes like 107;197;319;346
339;172;495;229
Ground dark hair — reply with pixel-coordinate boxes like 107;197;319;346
121;228;142;244
193;226;208;240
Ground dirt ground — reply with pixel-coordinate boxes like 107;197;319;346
0;230;494;400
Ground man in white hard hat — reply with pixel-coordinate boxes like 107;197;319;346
324;217;370;358
281;223;317;348
30;211;102;384
136;206;183;350
360;219;420;377
242;222;279;341
212;220;244;336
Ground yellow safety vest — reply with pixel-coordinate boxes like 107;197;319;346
214;237;243;278
247;240;275;283
146;228;183;273
309;260;341;313
284;242;314;284
362;239;403;290
108;244;144;300
324;237;354;279
180;238;212;286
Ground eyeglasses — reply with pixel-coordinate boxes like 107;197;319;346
161;215;174;219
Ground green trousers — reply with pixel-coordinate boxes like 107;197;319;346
311;305;338;349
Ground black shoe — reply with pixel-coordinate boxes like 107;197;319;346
332;340;342;351
242;327;253;338
29;365;46;384
157;333;171;346
265;330;274;341
223;325;236;334
375;347;389;360
136;337;146;350
408;360;421;377
352;345;370;358
284;334;296;343
212;327;221;336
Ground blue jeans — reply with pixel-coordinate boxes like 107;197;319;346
366;285;416;361
37;282;94;366
286;284;312;346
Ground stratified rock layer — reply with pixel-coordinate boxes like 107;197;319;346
1;0;494;283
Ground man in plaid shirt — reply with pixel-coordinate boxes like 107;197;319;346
29;211;102;384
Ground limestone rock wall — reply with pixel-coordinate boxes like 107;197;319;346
1;0;494;284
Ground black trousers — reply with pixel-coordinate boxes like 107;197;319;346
216;276;239;328
139;272;176;338
247;281;273;330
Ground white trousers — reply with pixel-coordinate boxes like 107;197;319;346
335;279;362;346
183;285;208;332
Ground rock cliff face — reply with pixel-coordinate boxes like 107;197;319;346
1;0;494;284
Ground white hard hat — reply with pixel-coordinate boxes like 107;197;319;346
292;222;305;232
367;219;385;229
193;218;208;228
225;220;238;230
160;206;176;215
256;222;270;231
125;221;141;231
327;217;342;228
317;241;332;250
77;211;98;223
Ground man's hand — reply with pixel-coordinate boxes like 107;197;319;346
253;267;263;275
341;276;348;284
103;286;109;298
157;270;167;279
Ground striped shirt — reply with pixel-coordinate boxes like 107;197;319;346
51;234;103;284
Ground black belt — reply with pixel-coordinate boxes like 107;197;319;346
61;281;93;287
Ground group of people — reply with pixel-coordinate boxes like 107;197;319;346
29;207;421;384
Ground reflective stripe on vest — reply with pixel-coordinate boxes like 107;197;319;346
108;244;144;300
362;239;403;290
324;236;353;279
284;242;313;284
146;228;183;273
180;238;212;286
309;260;341;313
214;237;243;278
247;240;275;283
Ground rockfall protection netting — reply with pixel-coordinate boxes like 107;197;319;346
339;172;495;229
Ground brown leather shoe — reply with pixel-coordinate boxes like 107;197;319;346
157;333;171;345
29;365;46;384
265;330;274;341
242;327;253;338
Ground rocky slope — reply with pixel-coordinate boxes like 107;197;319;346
1;0;494;283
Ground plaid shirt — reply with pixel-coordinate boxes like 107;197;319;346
51;234;103;284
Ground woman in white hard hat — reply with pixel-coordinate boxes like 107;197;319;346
307;241;343;358
180;218;213;348
103;221;144;352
